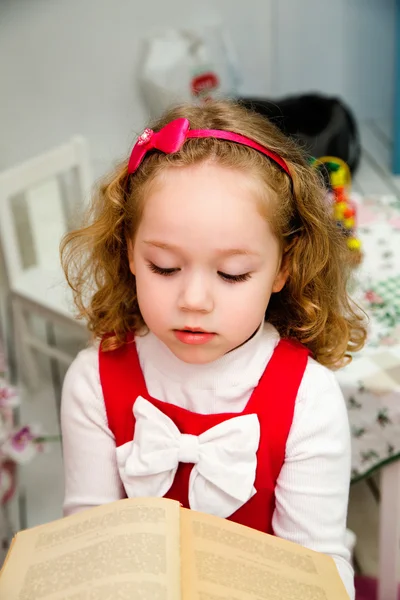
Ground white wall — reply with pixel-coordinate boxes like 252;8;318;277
0;0;275;176
0;0;396;177
274;0;396;121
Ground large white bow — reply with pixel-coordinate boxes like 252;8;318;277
116;396;260;518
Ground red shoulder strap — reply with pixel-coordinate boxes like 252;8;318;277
99;339;147;446
247;339;310;485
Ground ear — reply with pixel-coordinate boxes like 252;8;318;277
272;256;289;293
127;238;136;275
272;268;288;293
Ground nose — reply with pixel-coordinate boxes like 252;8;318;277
178;271;214;313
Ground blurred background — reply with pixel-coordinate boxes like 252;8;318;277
0;2;399;598
0;0;395;175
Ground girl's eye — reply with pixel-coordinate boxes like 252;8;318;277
218;271;252;283
148;262;252;283
148;262;179;276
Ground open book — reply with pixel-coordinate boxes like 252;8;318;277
0;497;349;600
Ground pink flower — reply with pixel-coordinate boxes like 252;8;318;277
1;425;41;465
0;347;60;501
0;382;18;409
364;290;384;304
10;426;35;451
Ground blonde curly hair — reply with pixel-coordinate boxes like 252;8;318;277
61;100;366;368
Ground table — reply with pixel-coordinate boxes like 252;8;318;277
336;194;400;600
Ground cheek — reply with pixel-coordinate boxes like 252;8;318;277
134;265;154;307
135;278;165;329
222;275;273;313
134;264;174;322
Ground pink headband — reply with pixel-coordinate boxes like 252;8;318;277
128;117;291;178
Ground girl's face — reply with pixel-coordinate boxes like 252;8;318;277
128;162;288;364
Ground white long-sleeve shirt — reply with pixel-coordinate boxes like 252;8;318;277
61;322;354;599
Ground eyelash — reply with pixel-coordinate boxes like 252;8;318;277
221;272;252;283
148;263;176;276
147;262;252;283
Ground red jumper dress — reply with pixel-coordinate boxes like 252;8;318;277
99;337;309;534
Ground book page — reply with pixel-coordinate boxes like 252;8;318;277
0;497;181;600
180;509;349;600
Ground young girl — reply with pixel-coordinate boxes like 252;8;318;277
61;100;365;599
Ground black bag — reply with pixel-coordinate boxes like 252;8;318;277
240;93;361;174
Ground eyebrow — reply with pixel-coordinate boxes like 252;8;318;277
143;240;259;257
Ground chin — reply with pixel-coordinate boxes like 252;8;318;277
169;345;224;365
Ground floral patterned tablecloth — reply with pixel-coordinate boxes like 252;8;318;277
336;195;400;483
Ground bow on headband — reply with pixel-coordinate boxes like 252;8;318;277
128;118;291;177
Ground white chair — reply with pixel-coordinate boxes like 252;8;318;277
0;137;93;387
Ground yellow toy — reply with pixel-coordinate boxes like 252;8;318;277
311;156;362;257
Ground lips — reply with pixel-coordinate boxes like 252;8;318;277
178;327;210;334
173;328;216;345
